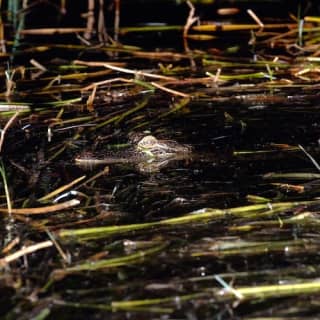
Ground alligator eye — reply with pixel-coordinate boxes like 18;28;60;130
137;135;158;149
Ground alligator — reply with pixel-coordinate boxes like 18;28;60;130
75;135;192;173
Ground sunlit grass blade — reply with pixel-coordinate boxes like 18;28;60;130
58;200;320;241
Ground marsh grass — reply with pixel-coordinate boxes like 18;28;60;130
1;0;320;319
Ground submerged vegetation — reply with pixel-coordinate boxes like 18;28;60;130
1;0;320;319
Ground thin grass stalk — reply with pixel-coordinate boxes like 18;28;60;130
222;281;320;300
58;200;320;241
0;199;80;215
38;175;86;203
59;242;168;272
0;161;12;216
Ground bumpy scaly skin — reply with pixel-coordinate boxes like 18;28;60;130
76;135;191;172
134;135;191;172
136;135;191;159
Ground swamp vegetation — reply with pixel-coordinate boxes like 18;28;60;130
1;0;320;319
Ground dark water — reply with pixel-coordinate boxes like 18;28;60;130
2;1;320;319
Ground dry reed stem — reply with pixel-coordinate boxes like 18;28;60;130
151;81;190;98
75;166;110;190
87;85;97;111
217;8;240;16
0;111;20;154
30;58;47;72
0;240;53;266
81;77;134;91
38;175;86;202
74;60;177;81
0;15;5;53
114;0;120;42
132;51;188;60
183;1;198;40
0;199;80;215
46;230;70;263
98;0;108;43
193;23;298;32
1;237;20;254
183;0;198;69
19;28;87;35
84;0;95;40
247;9;264;28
